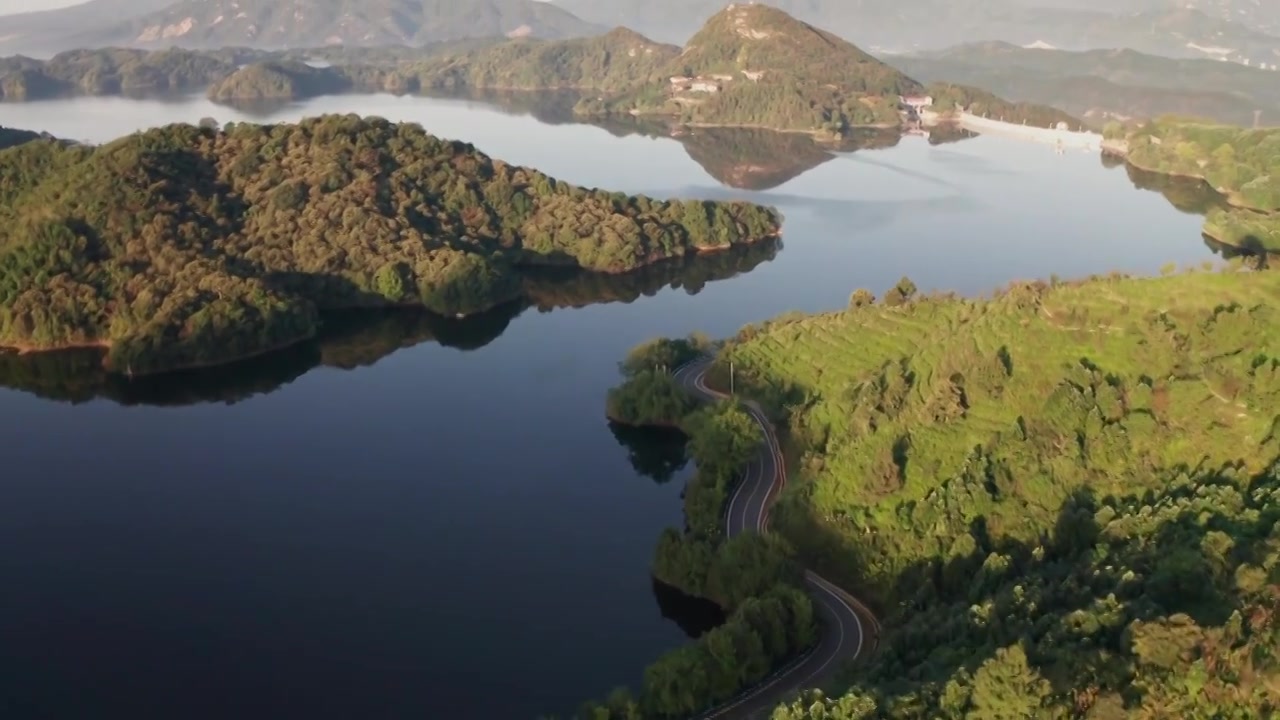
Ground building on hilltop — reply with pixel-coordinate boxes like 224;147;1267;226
899;95;933;112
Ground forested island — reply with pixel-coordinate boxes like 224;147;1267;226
1105;119;1280;253
0;115;779;375
604;265;1280;718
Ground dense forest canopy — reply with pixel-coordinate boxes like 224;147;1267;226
1108;119;1280;252
0;47;258;101
663;267;1280;718
0;115;779;375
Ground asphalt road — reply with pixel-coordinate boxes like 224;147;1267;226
673;358;879;720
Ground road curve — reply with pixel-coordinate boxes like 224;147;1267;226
672;358;880;720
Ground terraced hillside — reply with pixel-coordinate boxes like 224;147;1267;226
701;268;1280;716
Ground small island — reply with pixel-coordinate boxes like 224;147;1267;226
0;115;779;375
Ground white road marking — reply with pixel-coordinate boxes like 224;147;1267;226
673;361;875;720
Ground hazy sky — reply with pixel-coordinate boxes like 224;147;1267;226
0;0;87;15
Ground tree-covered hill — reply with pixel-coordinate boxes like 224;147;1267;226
0;115;779;375
408;27;680;94
577;4;923;135
0;47;257;101
0;0;605;55
0;238;779;407
657;266;1280;718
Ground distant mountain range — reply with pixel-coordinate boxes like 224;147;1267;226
552;0;1280;63
894;41;1280;127
0;0;605;55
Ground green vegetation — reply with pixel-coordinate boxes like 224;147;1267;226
584;337;818;719
206;60;357;101
926;83;1083;130
1112;119;1280;252
0;116;778;374
659;267;1280;718
579;4;920;135
410;28;679;94
0;48;253;101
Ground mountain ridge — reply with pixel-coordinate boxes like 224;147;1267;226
0;0;606;54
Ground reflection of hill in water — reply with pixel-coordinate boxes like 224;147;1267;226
0;240;779;407
1101;155;1273;267
213;90;943;191
1109;157;1229;217
436;89;909;190
927;124;979;146
675;127;900;191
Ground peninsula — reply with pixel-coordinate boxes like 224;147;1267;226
599;265;1280;719
0;115;779;375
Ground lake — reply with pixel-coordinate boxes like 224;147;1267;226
0;93;1227;719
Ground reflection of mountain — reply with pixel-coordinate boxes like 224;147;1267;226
1102;156;1275;267
0;241;779;407
431;89;904;190
1107;157;1228;216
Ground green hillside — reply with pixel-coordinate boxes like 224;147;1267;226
577;4;922;135
1107;119;1280;252
0;115;778;375
684;267;1280;718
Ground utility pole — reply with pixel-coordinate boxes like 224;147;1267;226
730;362;735;396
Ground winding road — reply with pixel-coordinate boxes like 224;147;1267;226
672;358;880;720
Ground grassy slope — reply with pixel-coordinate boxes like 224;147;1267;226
712;268;1280;715
718;270;1280;594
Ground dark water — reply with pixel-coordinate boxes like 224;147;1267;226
0;93;1237;719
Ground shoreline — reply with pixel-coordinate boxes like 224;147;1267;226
0;234;778;378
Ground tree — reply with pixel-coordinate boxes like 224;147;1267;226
849;288;876;308
883;276;918;307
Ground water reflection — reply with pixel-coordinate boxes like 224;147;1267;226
0;239;779;406
651;578;726;640
1114;161;1229;216
1102;154;1275;267
608;423;690;485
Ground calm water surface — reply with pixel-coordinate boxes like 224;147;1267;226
0;94;1223;719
